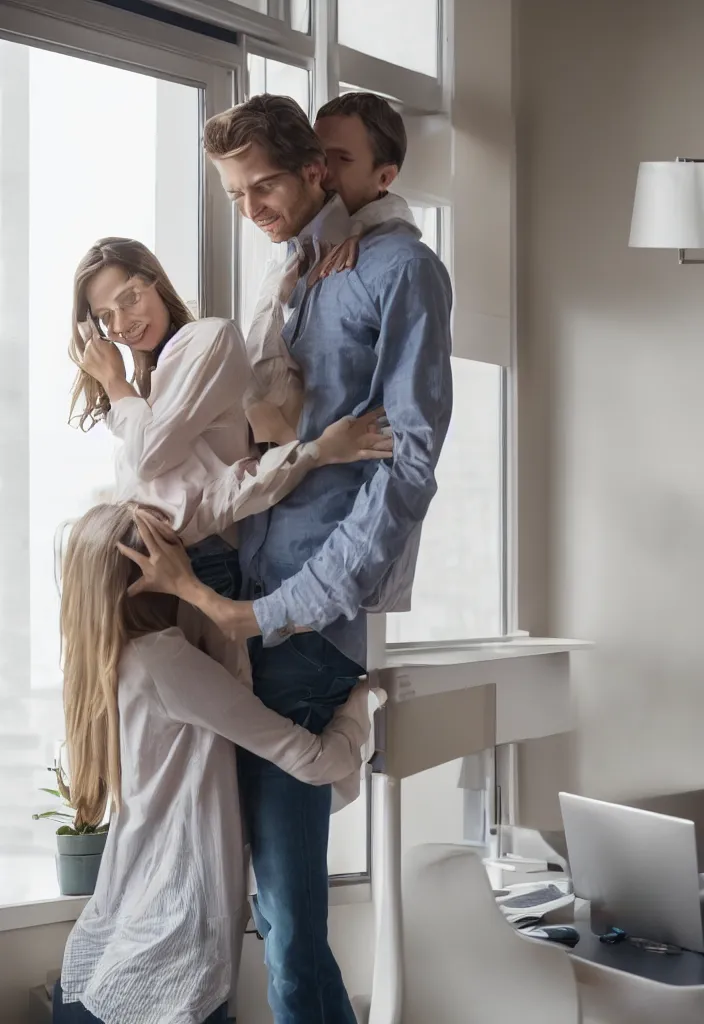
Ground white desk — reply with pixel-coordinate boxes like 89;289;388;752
366;638;591;1024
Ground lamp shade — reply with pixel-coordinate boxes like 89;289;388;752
629;161;704;249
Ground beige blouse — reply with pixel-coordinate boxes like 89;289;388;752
60;627;376;1024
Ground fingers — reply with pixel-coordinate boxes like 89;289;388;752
358;450;393;460
358;430;393;450
137;510;179;545
126;578;147;598
133;514;167;557
134;511;177;555
353;407;386;430
116;541;149;570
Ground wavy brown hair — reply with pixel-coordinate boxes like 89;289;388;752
69;238;194;431
60;502;177;826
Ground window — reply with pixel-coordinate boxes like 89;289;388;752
386;359;504;643
224;1;310;33
0;3;234;904
338;0;439;78
385;206;505;644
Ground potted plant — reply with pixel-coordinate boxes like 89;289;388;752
32;754;108;897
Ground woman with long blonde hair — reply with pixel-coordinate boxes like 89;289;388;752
54;501;375;1024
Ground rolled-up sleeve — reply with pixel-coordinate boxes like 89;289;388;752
253;256;453;642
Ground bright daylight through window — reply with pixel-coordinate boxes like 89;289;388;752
0;41;199;903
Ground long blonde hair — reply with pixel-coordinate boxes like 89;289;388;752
60;502;177;826
69;238;194;431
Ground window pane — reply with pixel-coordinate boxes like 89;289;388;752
291;0;311;33
0;39;200;892
328;784;368;876
385;204;504;644
387;359;504;643
247;53;310;115
229;0;310;31
408;204;438;252
338;0;438;78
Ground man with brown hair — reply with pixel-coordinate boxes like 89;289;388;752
203;93;453;1024
314;90;407;215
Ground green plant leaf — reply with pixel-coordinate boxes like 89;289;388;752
56;825;78;836
32;811;74;822
39;788;61;799
96;824;110;833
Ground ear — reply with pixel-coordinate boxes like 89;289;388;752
377;164;399;191
304;160;326;189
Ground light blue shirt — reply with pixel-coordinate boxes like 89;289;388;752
239;216;453;669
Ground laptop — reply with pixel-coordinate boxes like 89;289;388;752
559;791;704;953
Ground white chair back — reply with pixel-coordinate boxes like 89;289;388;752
402;844;581;1024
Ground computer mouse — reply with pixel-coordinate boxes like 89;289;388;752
519;924;580;948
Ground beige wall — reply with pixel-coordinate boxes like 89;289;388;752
516;0;704;809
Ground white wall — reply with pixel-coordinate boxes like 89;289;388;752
516;0;704;808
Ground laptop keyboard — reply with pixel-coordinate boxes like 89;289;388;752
498;884;566;910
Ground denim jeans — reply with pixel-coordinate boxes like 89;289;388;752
52;982;229;1023
186;535;242;600
238;632;363;1024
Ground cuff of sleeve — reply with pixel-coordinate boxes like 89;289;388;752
106;395;148;436
253;590;295;648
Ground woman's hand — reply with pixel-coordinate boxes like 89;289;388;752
308;235;360;286
78;320;127;389
118;511;196;599
316;407;393;466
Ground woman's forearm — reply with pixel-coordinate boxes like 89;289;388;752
104;375;140;405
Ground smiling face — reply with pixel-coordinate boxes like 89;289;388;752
315;113;399;215
213;142;326;243
85;266;171;353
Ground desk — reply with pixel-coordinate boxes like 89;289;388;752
366;639;591;1024
547;909;704;1024
569;921;704;987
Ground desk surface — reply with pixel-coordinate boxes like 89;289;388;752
569;922;704;987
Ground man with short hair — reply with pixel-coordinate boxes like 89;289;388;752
315;90;407;215
203;93;452;1024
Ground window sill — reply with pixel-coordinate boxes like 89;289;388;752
382;636;593;670
0;859;370;933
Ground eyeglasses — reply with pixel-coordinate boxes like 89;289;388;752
89;278;154;338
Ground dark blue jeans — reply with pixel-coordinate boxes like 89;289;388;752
238;632;363;1024
186;535;242;600
52;982;229;1023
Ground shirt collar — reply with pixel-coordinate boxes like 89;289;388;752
296;192;351;245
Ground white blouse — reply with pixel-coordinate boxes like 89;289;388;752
60;628;374;1024
107;317;322;546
